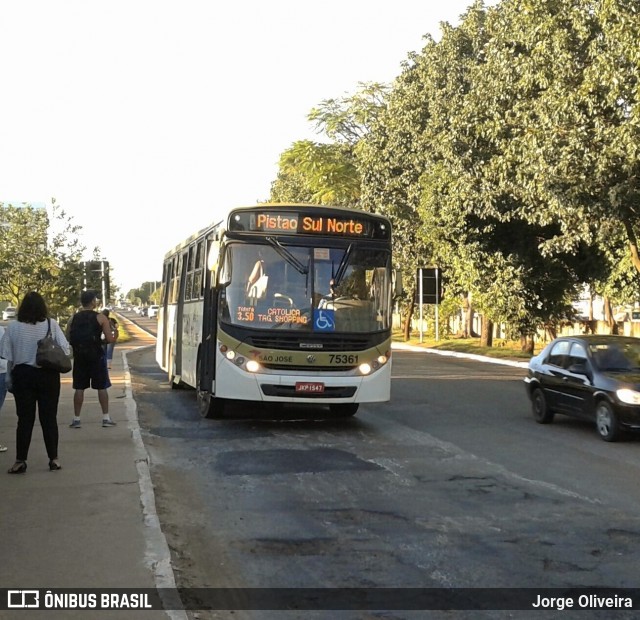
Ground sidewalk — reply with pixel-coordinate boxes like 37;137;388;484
0;322;185;619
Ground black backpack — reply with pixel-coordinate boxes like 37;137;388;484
69;310;103;361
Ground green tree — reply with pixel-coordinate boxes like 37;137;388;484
362;0;629;346
271;140;359;205
128;281;161;305
0;199;87;318
468;0;639;295
360;4;492;339
269;83;389;206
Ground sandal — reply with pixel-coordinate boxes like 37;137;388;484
8;461;27;474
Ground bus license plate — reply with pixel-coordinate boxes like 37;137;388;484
295;382;325;393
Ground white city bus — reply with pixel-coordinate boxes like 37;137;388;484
156;203;397;418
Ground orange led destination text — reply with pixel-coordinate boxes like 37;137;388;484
255;214;364;236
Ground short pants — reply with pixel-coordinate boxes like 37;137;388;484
72;353;111;390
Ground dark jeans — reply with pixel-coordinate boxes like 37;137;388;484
11;364;61;462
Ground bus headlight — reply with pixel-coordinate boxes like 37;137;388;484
378;355;388;364
358;363;372;375
225;350;236;361
246;360;261;373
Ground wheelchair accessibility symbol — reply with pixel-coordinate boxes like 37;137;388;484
313;309;335;332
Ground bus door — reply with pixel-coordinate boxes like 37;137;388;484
174;250;188;376
160;260;171;368
199;237;219;394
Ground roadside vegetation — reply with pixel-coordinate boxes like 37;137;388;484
393;331;534;361
269;0;640;352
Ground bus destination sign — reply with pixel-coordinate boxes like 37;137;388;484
230;211;377;238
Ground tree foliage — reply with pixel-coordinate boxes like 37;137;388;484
270;0;640;341
0;199;87;318
269;83;389;207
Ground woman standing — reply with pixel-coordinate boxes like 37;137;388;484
0;291;70;473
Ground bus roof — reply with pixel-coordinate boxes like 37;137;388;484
162;218;224;260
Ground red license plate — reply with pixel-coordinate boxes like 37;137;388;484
295;382;325;393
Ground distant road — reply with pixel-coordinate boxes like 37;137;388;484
117;310;157;338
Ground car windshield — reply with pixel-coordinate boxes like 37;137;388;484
591;341;640;371
219;242;392;333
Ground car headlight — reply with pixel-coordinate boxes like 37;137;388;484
616;388;640;405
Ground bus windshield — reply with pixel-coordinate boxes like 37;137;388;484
219;242;392;333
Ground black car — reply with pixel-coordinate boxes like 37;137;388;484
524;334;640;441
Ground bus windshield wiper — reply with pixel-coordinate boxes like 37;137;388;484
265;237;308;275
332;243;353;286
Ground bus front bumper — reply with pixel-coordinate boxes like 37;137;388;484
214;360;391;404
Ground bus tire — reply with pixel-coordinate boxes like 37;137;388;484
197;389;226;419
330;403;359;417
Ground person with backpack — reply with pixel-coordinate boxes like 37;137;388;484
67;290;118;429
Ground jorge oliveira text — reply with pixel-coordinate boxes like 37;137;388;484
533;593;633;611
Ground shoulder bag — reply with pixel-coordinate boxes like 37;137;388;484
36;319;72;373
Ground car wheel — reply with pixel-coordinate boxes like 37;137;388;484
531;388;554;423
595;400;620;442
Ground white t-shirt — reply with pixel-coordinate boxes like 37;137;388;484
0;319;70;368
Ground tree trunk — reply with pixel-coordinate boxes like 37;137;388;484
480;318;493;347
520;335;535;355
604;296;618;334
403;293;416;341
623;219;640;274
463;292;479;338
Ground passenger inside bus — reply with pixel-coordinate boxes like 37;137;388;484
246;250;269;301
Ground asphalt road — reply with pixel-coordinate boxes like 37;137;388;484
121;320;640;620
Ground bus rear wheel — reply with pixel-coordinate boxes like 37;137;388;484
330;403;359;417
197;388;226;419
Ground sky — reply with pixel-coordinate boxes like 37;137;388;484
1;0;484;296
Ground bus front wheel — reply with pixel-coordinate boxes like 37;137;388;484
330;403;359;417
197;388;226;419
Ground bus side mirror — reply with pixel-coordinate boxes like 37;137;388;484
393;269;403;298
